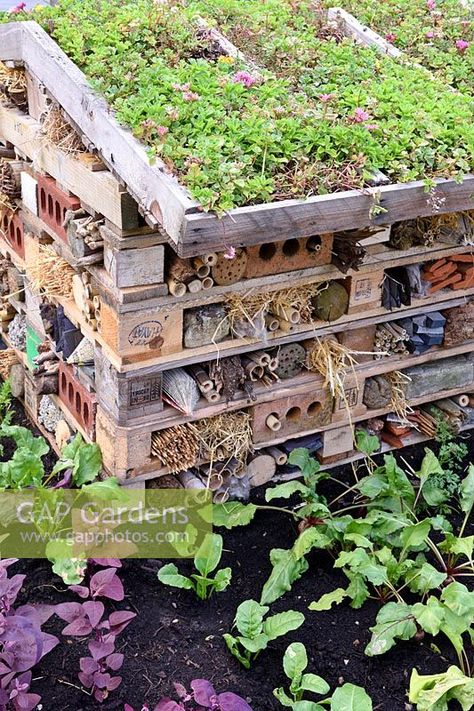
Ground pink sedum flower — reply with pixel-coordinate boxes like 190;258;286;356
425;31;434;39
365;123;378;131
9;1;26;13
385;32;396;43
426;0;436;9
456;39;469;53
182;91;199;102
351;107;370;123
319;93;335;103
232;71;257;88
223;246;236;260
156;125;168;137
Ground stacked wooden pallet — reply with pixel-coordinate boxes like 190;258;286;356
0;11;472;496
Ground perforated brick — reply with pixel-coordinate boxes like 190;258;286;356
251;389;333;444
1;211;24;259
37;175;81;242
58;361;97;438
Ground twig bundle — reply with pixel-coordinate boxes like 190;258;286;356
26;244;75;300
41;104;85;155
387;370;413;422
151;425;199;473
0;348;18;380
189;411;252;470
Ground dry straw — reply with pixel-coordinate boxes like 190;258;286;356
225;283;323;336
387;370;413;422
0;63;27;100
26;244;76;300
189;411;252;470
41;104;86;155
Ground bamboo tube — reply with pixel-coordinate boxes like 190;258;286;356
187;279;202;294
453;394;469;407
88;318;98;330
198;468;223;491
192;258;211;278
241;357;264;381
84;300;94;316
266;446;288;466
265;315;280;332
271;304;301;324
247;350;271;367
201;252;218;266
177;470;206;490
201;276;214;290
266;414;282;431
81;271;91;285
469;396;474;408
92;295;101;309
85;239;104;250
94;309;101;323
202;388;221;403
188;364;213;393
213;488;229;504
168;278;186;297
267;357;279;371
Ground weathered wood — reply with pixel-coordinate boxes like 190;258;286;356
181;178;474;256
327;7;402;57
103;242;165;288
0;21;196;241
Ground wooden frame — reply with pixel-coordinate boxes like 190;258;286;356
0;20;473;257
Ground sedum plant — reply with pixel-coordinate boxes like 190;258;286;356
274;642;372;710
5;0;474;212
158;532;231;600
224;600;304;669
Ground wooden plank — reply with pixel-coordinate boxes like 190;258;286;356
327;7;402;57
0;21;196;242
103;242;165;289
0;109;137;230
180;178;474;256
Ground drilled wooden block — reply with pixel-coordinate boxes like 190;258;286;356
94;350;163;425
95;406;152;479
37;174;81;242
99;302;183;361
58;361;97;438
245;234;333;279
251;389;333;444
1;211;24;259
347;269;384;315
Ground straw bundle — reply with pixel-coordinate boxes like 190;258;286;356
151;425;199;473
41;105;85;155
225;283;322;337
307;337;373;400
0;348;18;381
189;411;252;470
387;370;413;422
390;212;465;250
26;244;75;300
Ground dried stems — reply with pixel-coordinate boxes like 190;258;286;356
26;244;75;300
151;425;199;473
0;348;18;380
189;412;252;470
387;370;413;422
41;104;85;155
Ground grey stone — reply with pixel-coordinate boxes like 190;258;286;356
363;375;392;409
183;304;230;349
404;355;474;399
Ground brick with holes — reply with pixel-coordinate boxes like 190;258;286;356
250;389;333;444
37;174;81;242
58;360;97;438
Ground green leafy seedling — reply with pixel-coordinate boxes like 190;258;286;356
158;532;231;600
224;600;304;669
274;642;373;710
409;665;474;711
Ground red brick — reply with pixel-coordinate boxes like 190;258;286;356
58;361;97;438
37;175;80;242
0;210;24;259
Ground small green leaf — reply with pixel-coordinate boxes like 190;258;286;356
260;548;309;605
460;465;474;515
213;567;232;592
412;598;445;636
283;642;308;681
194;532;223;576
235;599;267;638
366;602;417;656
265;481;309;502
409;666;474;711
212;502;258;528
157;563;193;590
400;519;431;550
263;610;305;641
309;588;347;612
273;687;294;707
330;683;372;711
72;442;102;485
355;429;379;456
288;448;320;478
300;673;330;695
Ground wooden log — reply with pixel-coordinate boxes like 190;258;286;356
247;454;276;488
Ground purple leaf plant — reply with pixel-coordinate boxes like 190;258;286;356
124;679;254;711
0;559;59;711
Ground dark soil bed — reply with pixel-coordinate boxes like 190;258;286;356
5;401;474;711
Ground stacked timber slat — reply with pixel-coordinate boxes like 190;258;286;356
0;58;472;493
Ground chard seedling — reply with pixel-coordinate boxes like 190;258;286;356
158;533;232;600
274;642;373;710
224;600;304;669
409;665;474;711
